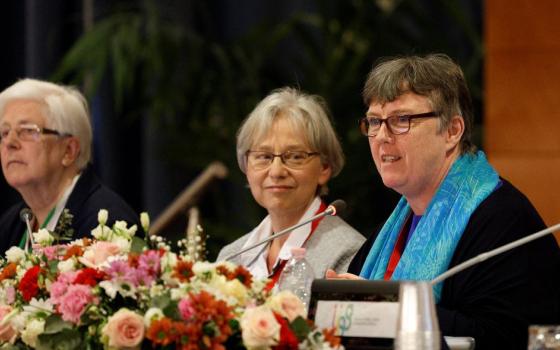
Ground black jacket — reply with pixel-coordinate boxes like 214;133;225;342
348;179;560;350
0;166;141;254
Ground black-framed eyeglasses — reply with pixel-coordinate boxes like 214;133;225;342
0;123;71;145
358;111;438;137
246;150;320;169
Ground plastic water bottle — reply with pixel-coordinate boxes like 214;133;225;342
277;247;315;311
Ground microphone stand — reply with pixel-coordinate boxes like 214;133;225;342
223;205;337;261
20;209;35;252
431;222;560;285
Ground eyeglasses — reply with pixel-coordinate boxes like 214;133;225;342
359;111;438;137
246;150;320;169
0;123;70;145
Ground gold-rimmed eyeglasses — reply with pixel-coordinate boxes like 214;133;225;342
0;123;71;145
246;150;320;169
359;111;438;137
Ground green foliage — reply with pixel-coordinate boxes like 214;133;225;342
53;0;482;251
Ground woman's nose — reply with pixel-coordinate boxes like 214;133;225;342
373;122;394;143
1;129;20;148
268;156;288;177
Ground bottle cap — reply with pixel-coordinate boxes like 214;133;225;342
290;247;306;259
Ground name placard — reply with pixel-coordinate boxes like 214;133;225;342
314;300;399;338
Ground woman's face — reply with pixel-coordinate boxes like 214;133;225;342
245;117;332;219
0;100;69;191
367;92;460;208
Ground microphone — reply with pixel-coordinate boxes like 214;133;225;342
431;222;560;285
19;208;35;251
222;199;346;261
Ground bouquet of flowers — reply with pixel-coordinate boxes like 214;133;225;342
0;210;341;350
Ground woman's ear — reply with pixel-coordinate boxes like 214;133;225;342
445;115;465;152
318;163;332;186
61;137;81;167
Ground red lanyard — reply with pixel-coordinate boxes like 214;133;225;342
384;214;412;280
265;201;327;290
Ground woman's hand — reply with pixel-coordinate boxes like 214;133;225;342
325;269;364;280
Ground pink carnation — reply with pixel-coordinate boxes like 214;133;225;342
40;246;59;260
57;284;95;324
5;287;15;305
49;271;78;304
49;281;68;305
178;297;196;320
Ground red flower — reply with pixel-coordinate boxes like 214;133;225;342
18;265;42;302
73;268;106;286
173;260;194;282
272;313;299;350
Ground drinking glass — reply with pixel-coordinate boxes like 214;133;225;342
528;325;560;350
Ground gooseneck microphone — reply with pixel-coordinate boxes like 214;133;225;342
222;199;347;261
431;222;560;285
19;208;35;251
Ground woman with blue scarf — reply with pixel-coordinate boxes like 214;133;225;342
328;54;560;349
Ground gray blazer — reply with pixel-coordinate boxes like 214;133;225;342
216;215;365;279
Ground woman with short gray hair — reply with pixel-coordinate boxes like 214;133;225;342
0;79;139;254
218;87;364;284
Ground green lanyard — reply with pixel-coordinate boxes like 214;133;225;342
18;207;56;249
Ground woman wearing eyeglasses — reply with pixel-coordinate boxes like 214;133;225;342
216;87;365;285
0;79;140;254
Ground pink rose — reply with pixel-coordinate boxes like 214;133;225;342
80;242;121;267
240;306;280;349
0;305;17;343
267;290;306;321
58;285;95;324
102;309;144;349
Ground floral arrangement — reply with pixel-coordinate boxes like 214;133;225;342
0;210;341;350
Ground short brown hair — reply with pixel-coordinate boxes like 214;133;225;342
362;54;475;154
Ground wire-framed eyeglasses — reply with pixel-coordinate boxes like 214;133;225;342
0;123;71;145
246;150;320;169
359;111;438;137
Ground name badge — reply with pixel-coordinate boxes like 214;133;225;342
313;300;399;338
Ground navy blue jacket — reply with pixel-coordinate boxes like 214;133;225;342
348;179;560;350
0;166;140;254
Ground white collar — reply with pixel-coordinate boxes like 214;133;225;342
45;173;81;232
239;197;322;279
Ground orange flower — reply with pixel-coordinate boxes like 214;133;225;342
146;317;176;346
127;253;139;268
322;328;342;348
232;265;253;288
173;260;194;282
216;265;253;288
0;263;17;282
63;245;84;260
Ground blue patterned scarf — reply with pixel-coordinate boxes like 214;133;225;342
359;151;499;302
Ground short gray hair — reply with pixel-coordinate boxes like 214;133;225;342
237;87;344;195
363;54;476;154
0;78;92;169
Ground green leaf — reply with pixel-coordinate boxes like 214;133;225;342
151;293;171;309
162;299;181;320
37;328;82;350
43;314;74;335
130;236;148;254
48;260;59;275
290;316;313;341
